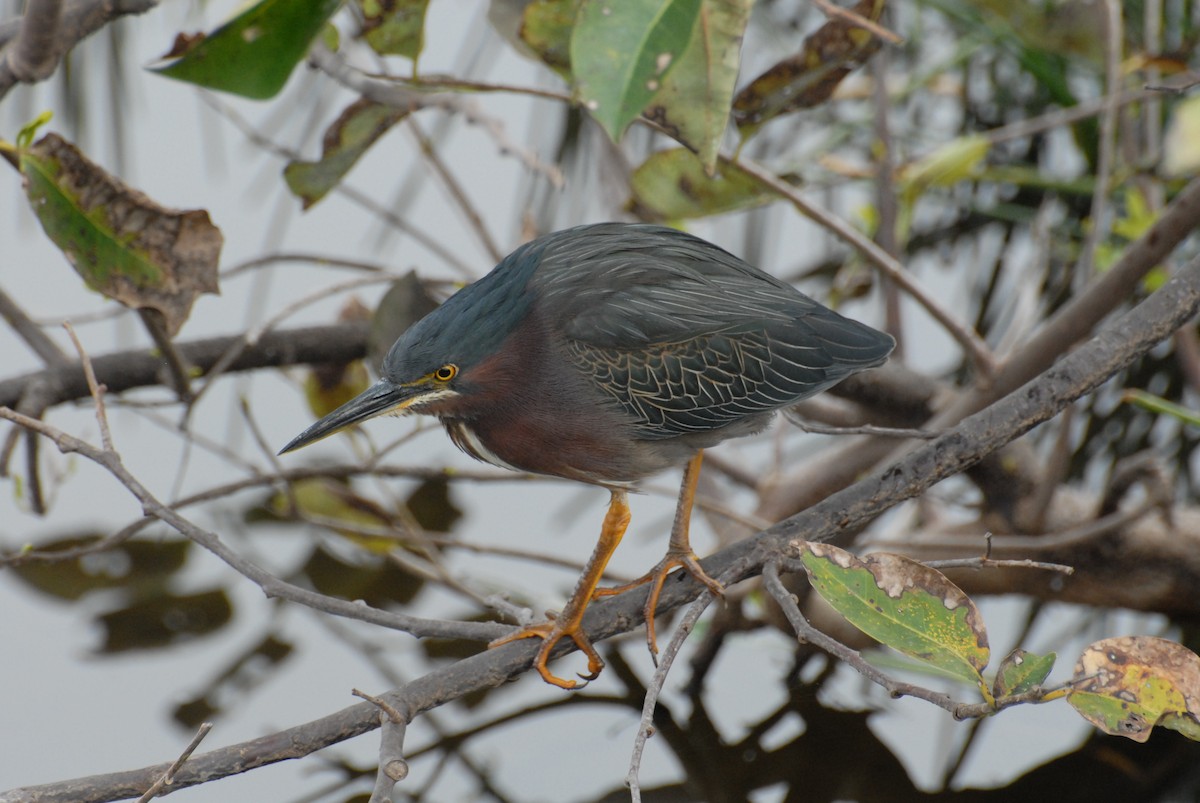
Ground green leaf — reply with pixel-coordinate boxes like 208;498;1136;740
268;478;399;550
299;544;426;606
628;147;775;220
797;542;990;686
305;360;371;419
1068;636;1200;743
1163;95;1200;178
643;0;750;171
571;0;702;142
357;0;430;61
993;648;1056;698
1122;389;1200;428
284;99;408;209
519;0;580;77
20;133;222;337
405;476;463;533
152;0;343;100
898;134;990;203
9;536;190;601
97;589;232;653
15;110;53;149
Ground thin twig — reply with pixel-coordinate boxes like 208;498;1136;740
369;72;574;102
783;409;937;439
352;690;410;803
923;556;1074;574
871;49;904;360
983;78;1194;145
408;118;503;262
136;309;193;401
220;252;392;281
134;723;213;803
62;322;112;451
188;274;393;411
896;497;1162;557
627;592;716;802
812;0;903;44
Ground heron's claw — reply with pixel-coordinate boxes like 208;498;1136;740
593;548;725;656
489;620;605;689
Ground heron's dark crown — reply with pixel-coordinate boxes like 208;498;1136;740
380;236;548;384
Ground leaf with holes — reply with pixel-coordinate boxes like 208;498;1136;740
993;648;1056;698
571;0;702;142
152;0;342;99
642;0;750;171
797;541;990;687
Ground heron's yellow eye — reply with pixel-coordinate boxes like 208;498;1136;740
433;364;458;382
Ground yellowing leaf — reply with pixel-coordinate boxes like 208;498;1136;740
1068;636;1200;742
797;541;990;687
305;361;371;420
519;0;580;77
1162;95;1200;178
898;135;990;201
643;0;751;171
357;0;430;61
1111;186;1157;243
628;147;775;220
271;478;398;551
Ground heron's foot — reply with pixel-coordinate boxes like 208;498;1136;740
488;617;604;690
593;548;725;657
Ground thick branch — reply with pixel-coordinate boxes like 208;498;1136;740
0;323;367;410
0;0;158;100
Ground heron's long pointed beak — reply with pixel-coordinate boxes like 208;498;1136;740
278;380;417;455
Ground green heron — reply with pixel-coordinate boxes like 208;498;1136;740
280;222;894;688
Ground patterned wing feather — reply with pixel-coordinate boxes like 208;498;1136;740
532;224;894;439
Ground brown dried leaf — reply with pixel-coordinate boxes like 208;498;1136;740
733;0;886;133
21;133;221;337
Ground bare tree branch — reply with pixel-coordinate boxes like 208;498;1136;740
0;322;367;410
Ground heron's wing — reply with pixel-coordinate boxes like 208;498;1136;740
533;224;894;438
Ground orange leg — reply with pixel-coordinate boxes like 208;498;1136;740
489;489;631;689
593;451;725;657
